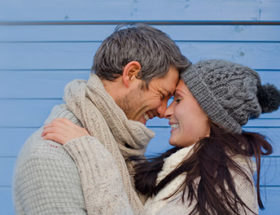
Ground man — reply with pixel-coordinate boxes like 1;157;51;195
13;24;190;214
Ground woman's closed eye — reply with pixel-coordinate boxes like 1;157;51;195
174;98;182;103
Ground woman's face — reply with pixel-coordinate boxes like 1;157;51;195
165;80;210;147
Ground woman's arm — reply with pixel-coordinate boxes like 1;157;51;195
42;118;134;215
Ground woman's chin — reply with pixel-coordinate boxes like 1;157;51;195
168;138;178;147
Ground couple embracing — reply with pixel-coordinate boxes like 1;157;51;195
13;24;280;215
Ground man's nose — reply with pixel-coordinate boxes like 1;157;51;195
157;101;168;118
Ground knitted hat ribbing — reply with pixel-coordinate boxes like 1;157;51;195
181;60;280;133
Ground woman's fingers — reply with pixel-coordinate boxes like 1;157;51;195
42;132;67;145
42;118;89;145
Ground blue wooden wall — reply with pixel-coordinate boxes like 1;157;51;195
0;0;280;214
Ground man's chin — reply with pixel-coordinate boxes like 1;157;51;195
127;116;147;125
138;117;147;125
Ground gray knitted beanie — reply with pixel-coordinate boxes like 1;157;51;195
181;60;280;133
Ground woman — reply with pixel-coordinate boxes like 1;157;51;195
42;60;280;214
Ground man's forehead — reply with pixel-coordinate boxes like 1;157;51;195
161;84;175;96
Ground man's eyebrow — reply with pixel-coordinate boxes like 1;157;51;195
162;89;172;97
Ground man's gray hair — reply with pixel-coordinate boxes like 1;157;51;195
92;23;191;86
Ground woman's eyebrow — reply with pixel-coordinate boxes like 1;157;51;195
174;89;184;97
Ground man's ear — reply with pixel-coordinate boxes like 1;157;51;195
122;61;141;88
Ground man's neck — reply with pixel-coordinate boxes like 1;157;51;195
101;78;123;103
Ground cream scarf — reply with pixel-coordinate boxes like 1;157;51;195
144;145;195;215
144;145;256;215
64;74;155;214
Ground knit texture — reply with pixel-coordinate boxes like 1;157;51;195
64;136;134;215
181;60;262;133
144;145;195;215
13;74;154;214
145;146;258;215
63;74;154;214
63;138;258;215
13;105;88;215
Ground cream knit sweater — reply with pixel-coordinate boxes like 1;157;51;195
13;75;154;215
63;136;259;215
13;104;148;215
13;105;88;215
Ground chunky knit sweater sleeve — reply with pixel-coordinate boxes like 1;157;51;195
13;130;88;215
63;135;134;215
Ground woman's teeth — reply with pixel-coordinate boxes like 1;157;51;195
144;114;149;121
171;124;179;129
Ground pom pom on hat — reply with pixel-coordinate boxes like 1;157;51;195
257;84;280;113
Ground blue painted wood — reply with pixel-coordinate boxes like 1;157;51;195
1;25;280;42
147;127;280;156
0;187;14;215
259;71;280;86
260;158;280;185
1;100;280;127
0;100;62;127
245;128;280;155
259;187;280;215
0;70;89;98
1;126;279;157
0;128;36;156
1;42;280;70
0;0;279;214
0;158;16;186
1;0;280;21
147;116;280;127
1;70;279;99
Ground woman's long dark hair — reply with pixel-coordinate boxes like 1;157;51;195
133;123;272;215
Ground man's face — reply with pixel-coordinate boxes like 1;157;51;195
118;66;179;124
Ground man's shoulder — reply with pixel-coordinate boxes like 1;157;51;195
16;104;80;167
44;104;81;125
14;128;76;176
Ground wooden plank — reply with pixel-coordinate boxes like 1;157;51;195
147;127;280;156
1;70;280;99
246;119;280;127
260;157;280;186
259;71;280;86
0;70;89;98
0;100;62;127
145;127;173;156
0;158;16;186
1;42;280;70
1;126;280;157
0;187;14;215
0;128;36;156
1;99;280;127
259;187;280;215
1;25;280;42
238;128;280;156
148;118;280;128
1;0;280;21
